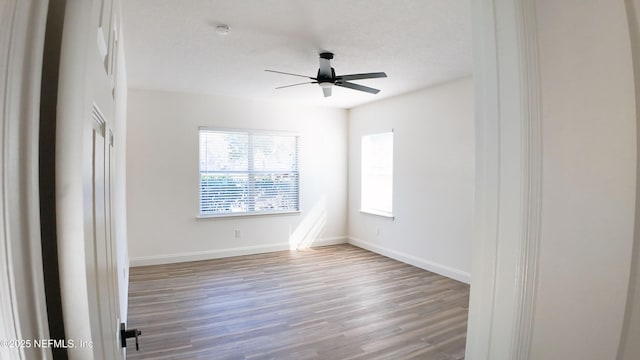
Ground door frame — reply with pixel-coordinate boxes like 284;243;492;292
619;0;640;358
0;1;52;359
465;0;542;359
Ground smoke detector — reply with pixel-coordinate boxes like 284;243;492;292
215;24;231;36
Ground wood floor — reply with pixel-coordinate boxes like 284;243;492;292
126;244;470;360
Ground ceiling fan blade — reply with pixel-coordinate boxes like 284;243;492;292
265;69;317;80
335;81;380;94
275;81;318;89
336;72;387;81
322;87;332;97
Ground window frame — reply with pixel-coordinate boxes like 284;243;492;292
197;127;301;219
360;131;394;219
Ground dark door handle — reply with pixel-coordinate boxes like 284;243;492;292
120;322;142;351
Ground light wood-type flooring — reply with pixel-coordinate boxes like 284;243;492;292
126;244;469;360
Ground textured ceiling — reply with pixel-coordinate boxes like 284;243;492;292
122;0;472;109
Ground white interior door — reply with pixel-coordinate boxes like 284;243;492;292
55;1;126;358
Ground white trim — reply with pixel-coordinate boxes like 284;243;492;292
0;1;51;359
348;237;470;284
359;209;394;219
130;244;287;267
196;210;301;220
311;236;348;247
130;236;348;267
511;0;542;358
465;0;542;359
619;1;640;359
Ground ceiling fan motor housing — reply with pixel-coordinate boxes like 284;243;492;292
317;68;336;83
318;52;336;83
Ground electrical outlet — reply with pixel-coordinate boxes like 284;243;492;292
235;229;241;238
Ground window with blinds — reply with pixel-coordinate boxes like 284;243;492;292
199;128;300;217
361;132;394;217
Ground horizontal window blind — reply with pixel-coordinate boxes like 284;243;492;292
199;129;299;216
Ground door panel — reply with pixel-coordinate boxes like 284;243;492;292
91;106;119;359
55;0;126;356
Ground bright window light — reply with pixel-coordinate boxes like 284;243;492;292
199;128;299;217
361;132;393;217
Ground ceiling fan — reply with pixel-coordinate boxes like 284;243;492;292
265;52;387;97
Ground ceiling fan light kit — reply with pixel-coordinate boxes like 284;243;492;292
265;52;387;98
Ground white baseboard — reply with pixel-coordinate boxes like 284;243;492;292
347;236;470;284
130;236;348;267
308;236;348;247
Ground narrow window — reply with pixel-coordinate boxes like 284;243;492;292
199;128;299;217
361;132;393;217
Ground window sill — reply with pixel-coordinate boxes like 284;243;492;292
360;209;395;220
196;210;301;220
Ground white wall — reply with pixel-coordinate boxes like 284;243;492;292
531;1;637;359
127;89;348;265
347;77;474;283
